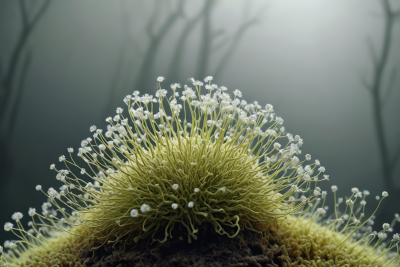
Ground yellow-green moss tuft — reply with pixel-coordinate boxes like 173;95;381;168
1;76;399;266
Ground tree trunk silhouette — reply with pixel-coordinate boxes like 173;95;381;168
0;0;51;193
0;0;50;124
214;14;261;79
362;0;400;192
167;1;209;81
195;0;214;80
132;0;184;93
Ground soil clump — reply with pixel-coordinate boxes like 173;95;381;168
79;224;285;267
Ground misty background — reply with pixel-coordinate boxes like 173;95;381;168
0;0;399;242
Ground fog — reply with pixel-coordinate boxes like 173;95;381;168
0;0;399;241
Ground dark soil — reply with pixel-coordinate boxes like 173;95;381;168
78;224;286;267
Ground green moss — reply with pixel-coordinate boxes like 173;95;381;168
1;76;398;266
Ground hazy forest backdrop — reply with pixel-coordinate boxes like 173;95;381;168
0;0;400;241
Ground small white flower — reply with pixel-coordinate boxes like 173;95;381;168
382;191;389;197
383;223;390;231
315;160;320;166
67;147;74;153
171;203;178;210
318;167;325;172
360;200;367;206
59;155;66;162
81;168;85;174
170;83;181;90
28;208;36;217
113;115;120;122
351;187;359;194
116;107;123;114
194;188;200;193
47;187;58;198
157;76;165;82
219;186;226;193
363;190;370;196
156;89;167;98
314;190;320;196
233;89;242;98
204;76;213;82
392;233;400;243
36;185;42;191
130;209;138;217
172;184;179;190
305;154;311;161
331;185;338;192
90;125;97;132
4;222;13;231
275;117;284;125
378;232;387;240
265;104;274;113
346;199;353;205
273;142;281;149
188;201;194;208
140;204;150;213
81;140;88;147
50;164;55;170
99;144;106;150
317;208;326;215
11;212;23;222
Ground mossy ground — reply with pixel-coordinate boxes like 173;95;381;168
8;215;394;267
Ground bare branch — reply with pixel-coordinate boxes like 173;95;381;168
359;73;373;94
146;0;162;39
0;0;51;122
19;0;29;30
102;0;144;115
214;15;261;79
363;0;399;191
7;47;32;139
366;37;378;67
381;65;398;107
0;56;3;80
390;142;400;174
393;10;400;18
27;0;51;32
212;34;229;54
132;0;184;92
167;0;207;80
196;0;216;79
